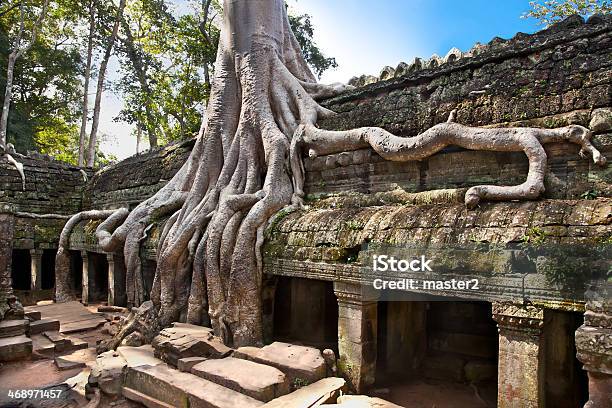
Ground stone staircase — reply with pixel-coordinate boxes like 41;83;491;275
0;309;88;362
91;323;347;408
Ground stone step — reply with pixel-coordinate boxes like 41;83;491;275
0;335;33;362
262;377;346;408
29;318;60;335
25;310;41;321
124;362;264;408
234;342;327;384
31;334;56;357
191;357;289;402
43;331;72;352
0;319;29;338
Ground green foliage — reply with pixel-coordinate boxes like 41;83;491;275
580;189;599;200
288;12;338;78
523;0;612;26
521;226;548;247
0;0;85;162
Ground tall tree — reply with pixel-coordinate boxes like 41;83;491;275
56;0;606;350
0;0;50;149
78;0;97;167
86;0;126;167
524;0;611;26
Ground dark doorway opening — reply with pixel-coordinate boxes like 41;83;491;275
89;253;108;302
544;310;588;408
11;249;31;290
70;250;83;296
375;300;498;407
41;249;56;290
273;276;338;352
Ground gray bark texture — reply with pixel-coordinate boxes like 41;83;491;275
78;0;97;167
56;0;607;348
86;0;126;168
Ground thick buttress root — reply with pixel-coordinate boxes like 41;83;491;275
54;0;608;349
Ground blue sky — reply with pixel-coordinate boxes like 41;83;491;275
101;0;543;160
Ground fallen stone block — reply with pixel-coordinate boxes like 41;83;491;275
118;345;163;368
152;322;232;367
29;318;60;335
0;335;32;361
25;310;41;321
235;342;326;384
55;356;87;371
0;319;28;338
178;356;207;372
89;350;128;396
262;377;346;408
124;363;264;408
191;356;289;402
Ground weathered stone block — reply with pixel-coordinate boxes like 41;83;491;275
191;357;289;402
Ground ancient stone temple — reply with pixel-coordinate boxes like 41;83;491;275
0;14;611;408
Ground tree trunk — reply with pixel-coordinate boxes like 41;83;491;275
78;0;96;167
59;0;606;350
0;52;17;148
136;125;141;154
86;0;126;168
0;0;49;149
121;20;158;148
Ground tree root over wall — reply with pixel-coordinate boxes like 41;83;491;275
55;0;607;349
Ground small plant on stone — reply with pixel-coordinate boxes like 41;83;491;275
580;189;599;200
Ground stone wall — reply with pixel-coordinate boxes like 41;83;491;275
83;139;194;210
0;155;87;215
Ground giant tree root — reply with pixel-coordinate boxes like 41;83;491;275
55;209;127;302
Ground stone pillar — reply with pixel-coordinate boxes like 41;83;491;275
81;251;89;305
492;302;545;408
576;288;612;408
334;281;377;393
29;248;43;291
106;252;127;306
0;213;15;320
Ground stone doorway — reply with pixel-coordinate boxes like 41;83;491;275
41;249;56;290
374;300;498;407
10;249;31;290
70;250;83;296
544;309;588;407
88;252;108;302
273;276;338;351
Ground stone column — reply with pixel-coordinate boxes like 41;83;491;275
261;274;277;344
106;252;127;306
334;281;377;393
0;213;15;320
29;248;43;291
576;289;612;408
492;302;546;408
81;251;90;305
